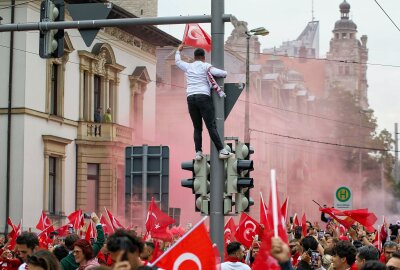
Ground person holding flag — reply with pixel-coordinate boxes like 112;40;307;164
175;43;232;161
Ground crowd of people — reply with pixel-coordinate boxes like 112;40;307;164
1;211;400;270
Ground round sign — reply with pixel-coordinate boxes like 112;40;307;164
335;186;351;202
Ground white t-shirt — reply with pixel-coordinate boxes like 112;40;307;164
220;261;251;270
175;51;227;97
18;262;27;270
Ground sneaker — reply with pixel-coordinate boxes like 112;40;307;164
219;149;233;159
195;151;204;161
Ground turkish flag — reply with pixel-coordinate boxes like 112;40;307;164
104;208;125;231
152;222;217;270
252;231;280;270
7;218;21;250
235;213;261;249
182;23;212;52
267;187;288;243
145;198;175;238
85;221;97;241
224;217;236;245
100;214;113;235
281;197;288;223
36;211;53;232
68;210;85;230
55;224;70;237
343;209;377;228
301;213;307;237
319;207;355;228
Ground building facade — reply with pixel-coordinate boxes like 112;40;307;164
0;0;179;232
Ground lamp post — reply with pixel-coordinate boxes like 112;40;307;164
244;27;269;143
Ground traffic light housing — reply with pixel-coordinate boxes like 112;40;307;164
225;140;255;213
39;0;65;58
181;157;210;214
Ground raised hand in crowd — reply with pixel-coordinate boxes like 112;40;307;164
270;237;291;263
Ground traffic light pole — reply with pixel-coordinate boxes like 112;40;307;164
210;0;225;258
0;14;231;32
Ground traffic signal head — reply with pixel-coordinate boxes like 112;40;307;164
181;160;195;193
39;0;65;58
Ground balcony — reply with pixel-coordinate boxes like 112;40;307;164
77;122;132;145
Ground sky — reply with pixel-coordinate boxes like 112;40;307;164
158;0;400;136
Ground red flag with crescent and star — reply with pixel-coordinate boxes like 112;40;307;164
36;211;54;232
235;212;262;249
151;221;216;270
145;198;175;240
182;23;212;52
224;217;236;245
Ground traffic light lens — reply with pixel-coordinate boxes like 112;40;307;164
236;160;253;171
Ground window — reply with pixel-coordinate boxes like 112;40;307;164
342;33;347;39
345;66;350;75
45;33;74;118
140;9;143;15
50;64;59;115
42;135;72;216
48;156;58;214
79;44;124;122
87;163;100;213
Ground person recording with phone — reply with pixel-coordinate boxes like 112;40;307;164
297;236;323;270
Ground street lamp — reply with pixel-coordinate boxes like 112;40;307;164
244;27;269;143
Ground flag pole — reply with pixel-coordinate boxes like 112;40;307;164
149;216;208;267
270;169;279;238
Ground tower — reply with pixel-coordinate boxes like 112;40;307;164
326;0;369;108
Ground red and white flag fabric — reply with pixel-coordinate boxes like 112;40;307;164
251;232;281;270
281;197;288;223
235;212;262;249
55;224;70;237
68;210;85;230
100;214;113;235
224;217;236;245
85;221;97;241
150;218;217;270
7;218;21;250
145;198;175;239
319;207;355;228
104;208;125;231
267;181;288;243
301;213;307;237
36;211;54;232
182;23;212;52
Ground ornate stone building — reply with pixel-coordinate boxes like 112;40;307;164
0;0;179;232
326;0;369;109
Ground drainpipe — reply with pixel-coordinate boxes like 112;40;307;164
5;0;15;235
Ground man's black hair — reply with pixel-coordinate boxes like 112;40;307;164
332;240;357;266
16;232;39;250
392;252;400;259
357;245;379;261
360;260;386;270
226;241;242;256
52;245;69;261
64;234;80;251
107;229;144;254
353;240;363;249
145;241;155;250
194;48;205;58
300;235;319;251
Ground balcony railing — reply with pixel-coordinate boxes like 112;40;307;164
78;122;133;145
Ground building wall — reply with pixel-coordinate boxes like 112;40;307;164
0;1;160;232
110;0;158;17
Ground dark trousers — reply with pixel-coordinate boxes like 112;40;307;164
187;94;224;152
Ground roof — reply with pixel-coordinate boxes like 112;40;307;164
66;0;181;47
